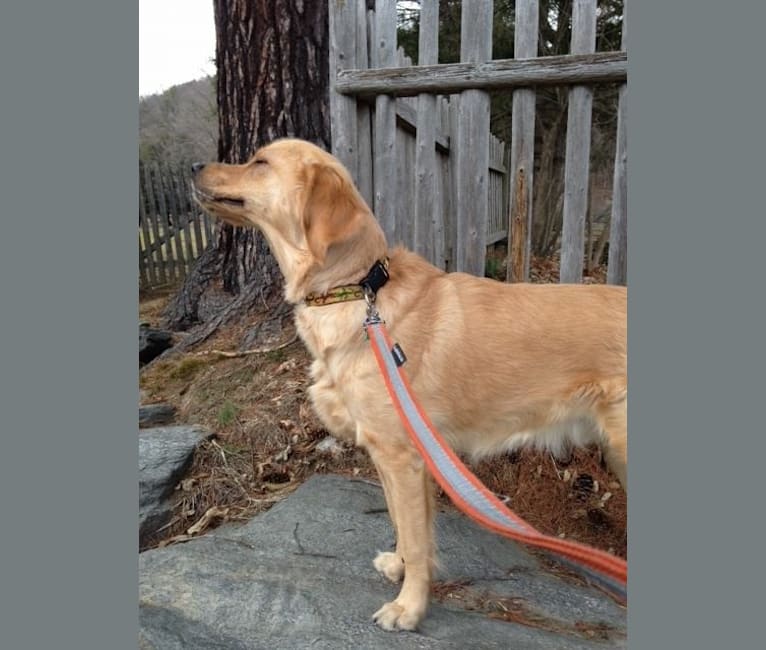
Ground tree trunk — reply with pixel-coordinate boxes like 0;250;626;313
164;0;330;345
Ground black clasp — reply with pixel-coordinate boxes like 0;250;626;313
360;259;390;296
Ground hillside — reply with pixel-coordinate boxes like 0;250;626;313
139;77;218;166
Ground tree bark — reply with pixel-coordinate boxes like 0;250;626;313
164;0;330;342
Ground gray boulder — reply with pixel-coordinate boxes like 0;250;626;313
140;475;626;649
139;403;177;428
139;426;213;549
140;324;173;365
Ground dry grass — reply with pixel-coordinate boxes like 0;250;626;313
139;285;179;323
139;275;625;561
469;448;627;558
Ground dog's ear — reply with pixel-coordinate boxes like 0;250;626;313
301;163;364;264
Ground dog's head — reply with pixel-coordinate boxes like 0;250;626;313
192;139;387;300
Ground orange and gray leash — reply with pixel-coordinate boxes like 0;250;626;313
362;290;627;604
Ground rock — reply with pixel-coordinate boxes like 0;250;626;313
139;403;177;428
139;426;214;549
140;324;173;365
140;475;626;649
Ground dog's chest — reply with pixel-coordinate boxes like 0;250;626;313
294;306;368;439
294;304;366;386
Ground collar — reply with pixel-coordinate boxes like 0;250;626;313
304;258;390;307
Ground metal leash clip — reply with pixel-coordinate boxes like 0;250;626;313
363;287;384;328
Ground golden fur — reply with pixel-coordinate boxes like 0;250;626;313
192;138;627;632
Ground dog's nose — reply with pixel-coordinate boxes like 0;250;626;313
191;162;206;175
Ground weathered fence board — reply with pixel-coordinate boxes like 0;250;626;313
335;51;626;98
329;0;358;179
138;197;152;288
139;175;158;288
154;163;178;282
560;0;597;283
507;0;538;282
373;0;398;243
184;165;206;265
328;0;359;179
164;163;189;276
355;0;373;207
414;0;439;262
455;0;493;276
608;5;628;286
389;98;450;150
487;137;508;244
142;164;168;286
445;96;459;270
396;125;416;247
175;169;196;269
202;209;213;242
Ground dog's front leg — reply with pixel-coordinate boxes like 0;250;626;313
370;459;406;584
358;428;435;631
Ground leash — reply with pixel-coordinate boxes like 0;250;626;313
361;294;627;604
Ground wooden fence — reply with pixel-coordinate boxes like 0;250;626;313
139;161;215;289
329;0;627;284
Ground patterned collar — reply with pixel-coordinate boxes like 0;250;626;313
304;258;390;307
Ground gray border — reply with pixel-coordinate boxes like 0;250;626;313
0;2;137;649
631;1;765;647
1;1;764;648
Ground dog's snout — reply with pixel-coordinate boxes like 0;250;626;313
191;162;206;175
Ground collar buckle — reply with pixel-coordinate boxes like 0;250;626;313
359;258;390;296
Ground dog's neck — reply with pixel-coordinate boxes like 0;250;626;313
264;213;388;305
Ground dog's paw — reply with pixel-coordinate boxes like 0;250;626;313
373;551;405;583
372;600;422;631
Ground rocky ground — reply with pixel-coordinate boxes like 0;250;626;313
140;474;626;649
138;259;627;647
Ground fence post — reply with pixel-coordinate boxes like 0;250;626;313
507;0;538;283
153;162;178;283
142;163;167;286
455;0;492;276
373;0;398;244
182;165;207;257
163;161;188;278
413;0;439;264
355;0;374;208
607;4;627;286
329;0;359;179
560;0;597;283
139;164;158;288
444;97;459;271
173;165;196;275
138;196;150;290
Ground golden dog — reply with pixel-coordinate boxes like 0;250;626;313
192;138;627;631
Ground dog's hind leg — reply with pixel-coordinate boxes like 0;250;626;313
597;398;627;490
359;428;435;631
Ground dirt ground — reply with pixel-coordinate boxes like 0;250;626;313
139;258;626;559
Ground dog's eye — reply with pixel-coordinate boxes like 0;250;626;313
254;159;268;165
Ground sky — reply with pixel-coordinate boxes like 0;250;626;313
139;0;216;97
